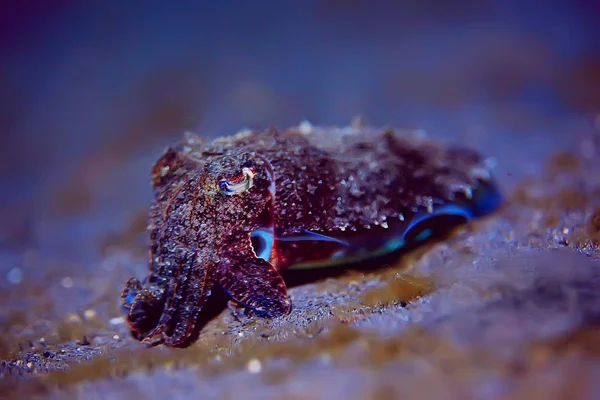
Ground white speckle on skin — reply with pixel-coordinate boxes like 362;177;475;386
483;157;497;169
425;198;434;213
234;127;253;138
471;166;491;181
351;115;365;128
298;120;314;135
463;187;473;199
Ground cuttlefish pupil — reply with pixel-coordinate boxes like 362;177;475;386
218;167;255;195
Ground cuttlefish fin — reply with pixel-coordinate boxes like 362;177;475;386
217;255;291;318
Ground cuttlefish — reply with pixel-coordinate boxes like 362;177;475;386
121;124;502;347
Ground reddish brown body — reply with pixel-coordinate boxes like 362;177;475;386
121;124;500;347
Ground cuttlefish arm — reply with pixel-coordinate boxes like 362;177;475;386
131;249;217;348
217;232;291;318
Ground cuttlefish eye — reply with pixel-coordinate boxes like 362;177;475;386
218;167;255;195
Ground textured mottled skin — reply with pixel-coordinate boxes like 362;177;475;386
121;124;496;347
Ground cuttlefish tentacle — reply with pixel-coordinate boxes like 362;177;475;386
217;234;291;318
